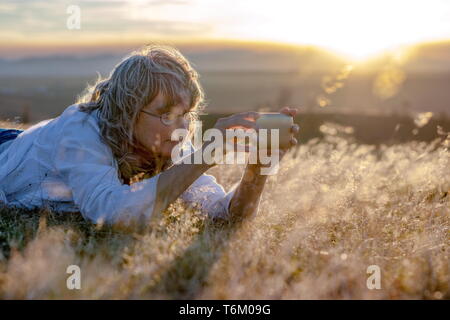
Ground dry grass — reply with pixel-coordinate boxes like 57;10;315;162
0;121;30;130
0;133;448;299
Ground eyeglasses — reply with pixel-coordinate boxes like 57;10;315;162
140;109;197;126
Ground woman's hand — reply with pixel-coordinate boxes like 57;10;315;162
213;111;260;133
210;109;299;162
210;111;260;153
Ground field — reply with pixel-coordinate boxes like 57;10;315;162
0;131;448;299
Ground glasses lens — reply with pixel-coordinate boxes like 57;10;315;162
161;111;196;125
161;113;175;126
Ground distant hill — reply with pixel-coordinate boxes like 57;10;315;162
361;41;450;74
1;40;450;77
0;54;120;77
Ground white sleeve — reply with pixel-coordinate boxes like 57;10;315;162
53;119;159;226
179;174;238;220
174;139;237;220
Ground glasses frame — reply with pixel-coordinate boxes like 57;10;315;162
140;109;196;126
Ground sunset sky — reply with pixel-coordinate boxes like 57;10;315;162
2;0;450;60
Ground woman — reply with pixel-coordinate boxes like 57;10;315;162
0;45;298;228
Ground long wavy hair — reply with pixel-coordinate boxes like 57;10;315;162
77;45;205;185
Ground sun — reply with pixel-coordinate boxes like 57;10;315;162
224;0;450;62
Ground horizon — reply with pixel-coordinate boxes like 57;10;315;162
1;38;450;59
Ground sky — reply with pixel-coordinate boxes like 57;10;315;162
1;0;450;60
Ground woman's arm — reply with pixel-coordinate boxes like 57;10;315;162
228;107;299;222
228;163;268;221
152;146;267;222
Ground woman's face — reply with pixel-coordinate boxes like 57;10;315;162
135;92;191;159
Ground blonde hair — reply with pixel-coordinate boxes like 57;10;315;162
77;45;205;184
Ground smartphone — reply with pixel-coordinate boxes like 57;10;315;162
256;112;293;149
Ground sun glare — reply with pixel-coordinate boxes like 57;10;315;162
219;0;450;61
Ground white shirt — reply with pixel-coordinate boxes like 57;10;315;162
0;104;236;225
